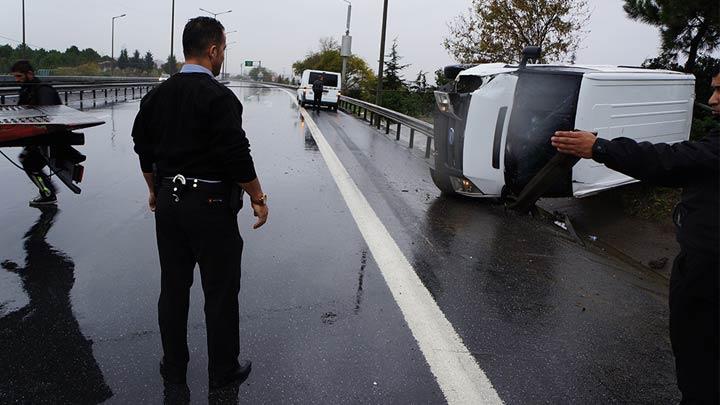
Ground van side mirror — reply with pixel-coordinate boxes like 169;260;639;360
443;64;476;81
519;46;542;67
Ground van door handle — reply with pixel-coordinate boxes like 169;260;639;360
492;107;508;169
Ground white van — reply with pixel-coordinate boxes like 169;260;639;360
431;51;695;200
297;70;341;111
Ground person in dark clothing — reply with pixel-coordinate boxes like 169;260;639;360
312;74;324;113
551;69;720;405
11;60;62;206
131;17;268;393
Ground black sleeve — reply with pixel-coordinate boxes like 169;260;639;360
36;86;61;105
208;92;257;183
131;95;155;173
592;135;720;188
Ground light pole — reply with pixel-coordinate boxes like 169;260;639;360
224;41;237;79
111;13;126;73
21;0;25;50
199;8;232;20
169;0;175;74
222;30;237;79
376;0;388;105
340;0;352;91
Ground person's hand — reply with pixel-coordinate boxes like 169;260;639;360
148;192;156;212
251;202;268;229
551;131;597;159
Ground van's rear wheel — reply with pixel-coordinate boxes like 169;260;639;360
430;168;455;195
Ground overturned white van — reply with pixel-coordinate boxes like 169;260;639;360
431;49;696;202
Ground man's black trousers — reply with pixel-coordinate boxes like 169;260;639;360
314;95;322;112
669;250;719;404
155;182;243;381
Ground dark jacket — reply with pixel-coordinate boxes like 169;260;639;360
131;73;256;183
592;128;720;256
18;78;61;106
312;79;324;96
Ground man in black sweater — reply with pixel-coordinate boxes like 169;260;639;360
131;17;268;391
552;69;719;404
11;60;62;206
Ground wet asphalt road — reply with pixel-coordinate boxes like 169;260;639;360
0;84;679;404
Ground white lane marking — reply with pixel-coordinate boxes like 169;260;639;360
282;90;503;404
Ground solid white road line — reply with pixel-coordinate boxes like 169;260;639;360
282;90;503;404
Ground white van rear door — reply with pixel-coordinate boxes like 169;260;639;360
571;73;695;197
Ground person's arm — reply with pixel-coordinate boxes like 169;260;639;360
210;93;268;229
131;96;157;211
552;131;719;187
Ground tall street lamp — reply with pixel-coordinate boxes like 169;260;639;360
21;0;25;49
376;0;388;105
169;0;175;74
224;41;237;79
340;0;353;91
222;30;237;79
199;8;232;20
111;13;126;73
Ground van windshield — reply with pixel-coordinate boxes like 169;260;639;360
308;72;339;88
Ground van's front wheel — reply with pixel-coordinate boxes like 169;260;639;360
430;168;455;195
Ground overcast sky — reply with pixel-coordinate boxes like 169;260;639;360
0;0;665;81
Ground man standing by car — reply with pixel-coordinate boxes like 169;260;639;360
131;16;268;391
312;74;324;113
551;68;719;404
11;60;62;206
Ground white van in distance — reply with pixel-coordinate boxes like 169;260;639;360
431;48;696;201
297;70;342;111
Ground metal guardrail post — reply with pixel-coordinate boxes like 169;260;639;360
115;88;118;101
132;87;135;99
1;95;4;104
79;90;83;109
363;108;367;121
124;88;127;101
385;119;390;134
92;89;96;107
104;89;108;105
396;123;401;141
409;129;415;149
425;137;432;158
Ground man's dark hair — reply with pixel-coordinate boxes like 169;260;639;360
10;60;34;74
182;16;225;58
712;63;720;78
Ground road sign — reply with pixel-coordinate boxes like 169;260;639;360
245;61;254;67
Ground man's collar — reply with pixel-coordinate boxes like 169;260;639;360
180;64;215;78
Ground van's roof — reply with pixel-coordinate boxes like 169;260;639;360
303;70;341;76
457;63;693;79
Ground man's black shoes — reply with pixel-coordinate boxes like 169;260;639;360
209;360;252;391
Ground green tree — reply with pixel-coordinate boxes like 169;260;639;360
383;39;410;92
130;49;142;70
624;0;719;73
444;0;590;64
162;54;177;74
117;48;129;70
292;37;376;99
143;51;155;71
248;66;273;81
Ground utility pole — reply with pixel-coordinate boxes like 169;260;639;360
111;14;126;74
340;0;353;91
169;0;175;74
376;0;388;105
23;0;26;52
